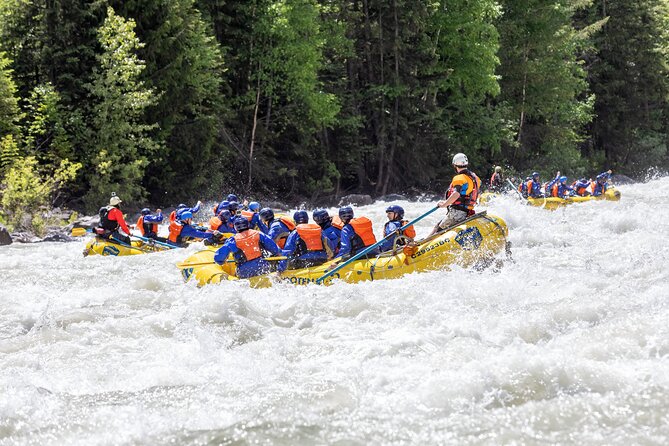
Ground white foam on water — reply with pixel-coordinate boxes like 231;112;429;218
1;178;669;445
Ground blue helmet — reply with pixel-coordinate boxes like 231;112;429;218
227;194;239;202
249;201;260;212
177;203;188;209
179;210;193;221
532;172;540;178
259;207;274;222
339;206;354;222
217;210;232;223
559;176;568;183
293;210;309;224
233;216;250;232
218;200;230;211
312;209;331;225
385;205;404;219
141;208;151;215
228;201;240;212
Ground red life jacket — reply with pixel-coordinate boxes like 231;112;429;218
241;210;255;222
136;215;158;236
349;217;377;247
331;215;344;230
400;220;416;238
169;210;177;223
489;172;500;187
234;230;262;262
296;224;325;252
168;220;184;243
209;216;223;231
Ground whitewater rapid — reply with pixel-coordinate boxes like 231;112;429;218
1;178;668;445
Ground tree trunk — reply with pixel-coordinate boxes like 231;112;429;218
248;64;262;190
382;0;400;196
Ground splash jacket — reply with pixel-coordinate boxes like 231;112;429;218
339;217;378;258
213;230;283;279
209;216;235;234
571;180;591;197
281;224;334;269
168;220;213;246
136;212;163;237
379;220;416;252
267;217;296;248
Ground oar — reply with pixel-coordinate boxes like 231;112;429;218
71;227;91;237
131;234;176;249
176;256;288;270
507;179;528;201
315;206;440;285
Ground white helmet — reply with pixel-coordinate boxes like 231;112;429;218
452;153;468;167
109;193;122;206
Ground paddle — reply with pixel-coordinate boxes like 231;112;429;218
315;206;440;285
71;227;91;237
176;256;288;270
131;234;176;249
507;179;527;201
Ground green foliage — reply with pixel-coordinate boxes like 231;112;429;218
0;51;21;137
83;7;159;211
0;133;20;174
23;83;73;162
0;155;81;234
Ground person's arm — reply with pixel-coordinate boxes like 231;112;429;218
145;211;163;223
259;233;281;256
214;240;235;264
438;189;460;208
181;225;213;240
281;232;298;257
191;201;202;214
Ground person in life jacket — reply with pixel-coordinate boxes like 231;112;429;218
281;210;334;270
168;210;220;247
209;210;235;235
338;206;379;259
489;166;504;193
525;172;544;198
227;201;241;224
547;175;574;198
212;200;229;216
379;205;416;252
136;208;167;242
171;201;202;222
313;209;341;256
517;177;530;198
571;178;592;197
240;201;267;233
430;153;481;235
259;207;295;248
592;170;612;196
96;193;132;245
213;217;284;279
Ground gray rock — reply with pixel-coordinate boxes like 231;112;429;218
338;194;374;207
263;201;291;211
11;232;41;243
46;207;74;222
0;224;12;246
42;229;75;243
377;194;408;202
68;215;100;231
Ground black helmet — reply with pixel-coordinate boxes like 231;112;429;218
141;208;151;215
259;207;274;222
293;210;309;225
177;203;188;209
227;194;239;202
217;210;232;223
228;201;240;212
385;205;404;219
233;217;250;232
339;206;354;222
312;209;330;225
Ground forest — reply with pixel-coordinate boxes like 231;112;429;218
0;0;667;224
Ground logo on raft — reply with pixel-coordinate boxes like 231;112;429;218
102;245;120;256
411;226;483;258
282;273;341;285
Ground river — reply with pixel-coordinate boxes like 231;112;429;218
1;178;668;445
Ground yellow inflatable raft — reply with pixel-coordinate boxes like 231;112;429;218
526;187;621;210
178;212;509;288
83;237;174;257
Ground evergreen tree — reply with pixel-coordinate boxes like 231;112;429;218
84;7;159;211
496;0;594;174
0;51;21;138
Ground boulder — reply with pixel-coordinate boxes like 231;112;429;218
11;231;41;243
377;194;408;202
0;224;12;246
338;194;374;207
42;228;75;243
68;215;100;231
